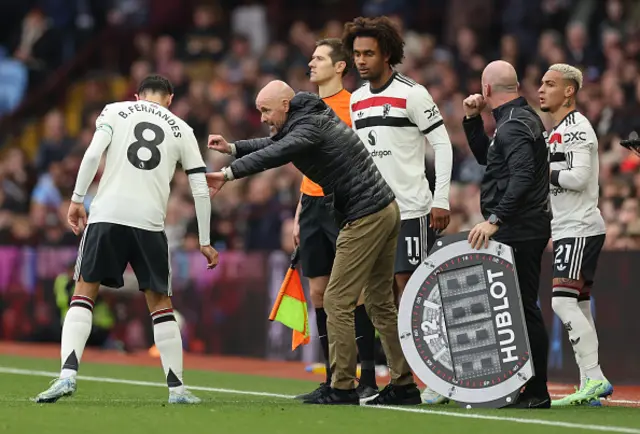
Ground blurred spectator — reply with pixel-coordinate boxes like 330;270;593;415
153;35;176;78
231;0;269;56
107;0;150;28
35;110;76;174
0;48;28;115
1;147;35;214
10;8;63;89
565;21;600;72
182;4;227;63
30;161;66;228
124;59;153;99
241;173;289;251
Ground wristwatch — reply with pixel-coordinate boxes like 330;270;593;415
221;166;234;181
488;214;502;226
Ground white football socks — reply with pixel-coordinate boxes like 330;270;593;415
151;308;185;393
552;293;605;382
60;296;94;379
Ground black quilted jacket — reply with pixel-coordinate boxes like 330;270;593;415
229;92;395;226
463;97;551;242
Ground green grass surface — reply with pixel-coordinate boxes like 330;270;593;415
0;355;638;434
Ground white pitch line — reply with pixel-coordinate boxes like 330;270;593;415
0;367;292;399
370;405;640;433
1;367;639;434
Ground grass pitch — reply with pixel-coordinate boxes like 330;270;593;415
0;355;638;434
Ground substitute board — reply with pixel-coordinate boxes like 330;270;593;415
398;232;533;408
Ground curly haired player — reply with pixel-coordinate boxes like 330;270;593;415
343;16;454;405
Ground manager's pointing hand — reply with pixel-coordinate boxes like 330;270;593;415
208;134;232;154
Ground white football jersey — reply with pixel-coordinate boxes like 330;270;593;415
350;72;444;220
88;100;206;231
548;111;605;240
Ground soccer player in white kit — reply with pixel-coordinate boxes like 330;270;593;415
35;75;218;404
342;16;453;404
539;64;613;406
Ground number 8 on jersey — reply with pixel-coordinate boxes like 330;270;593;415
128;122;165;170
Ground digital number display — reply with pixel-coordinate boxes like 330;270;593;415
437;264;502;381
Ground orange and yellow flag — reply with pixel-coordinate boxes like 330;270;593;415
268;247;310;350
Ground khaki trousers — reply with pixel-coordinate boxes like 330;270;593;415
324;200;414;390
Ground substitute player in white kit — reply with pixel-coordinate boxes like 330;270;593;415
539;64;613;406
342;16;453;405
35;75;218;404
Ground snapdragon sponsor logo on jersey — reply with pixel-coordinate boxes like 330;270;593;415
398;232;532;408
366;130;392;159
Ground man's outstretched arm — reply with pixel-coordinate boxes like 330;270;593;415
222;124;320;180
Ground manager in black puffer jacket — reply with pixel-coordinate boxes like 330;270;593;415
227;92;392;228
206;80;420;406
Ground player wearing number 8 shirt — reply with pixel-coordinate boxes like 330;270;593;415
35;75;218;405
539;64;612;407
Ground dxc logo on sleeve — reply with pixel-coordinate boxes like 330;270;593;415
564;131;587;143
424;106;440;120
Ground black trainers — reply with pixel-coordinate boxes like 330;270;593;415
505;394;551;409
504;386;551;409
303;387;360;405
294;382;330;401
366;383;422;406
356;383;379;401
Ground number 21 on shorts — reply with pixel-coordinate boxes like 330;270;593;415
554;242;572;271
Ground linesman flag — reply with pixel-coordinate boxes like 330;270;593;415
269;247;310;350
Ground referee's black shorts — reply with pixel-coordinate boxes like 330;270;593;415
74;222;172;295
299;194;339;278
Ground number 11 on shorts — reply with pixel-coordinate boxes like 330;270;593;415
406;236;419;258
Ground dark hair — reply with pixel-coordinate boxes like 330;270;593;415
137;74;174;96
316;38;350;77
342;16;405;67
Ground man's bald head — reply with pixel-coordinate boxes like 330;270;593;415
479;60;520;109
482;60;519;94
256;80;295;107
256;80;296;137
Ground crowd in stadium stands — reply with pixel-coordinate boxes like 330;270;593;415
1;0;640;253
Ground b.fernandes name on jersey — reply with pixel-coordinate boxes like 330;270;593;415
118;103;182;138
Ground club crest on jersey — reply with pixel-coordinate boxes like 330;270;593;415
382;103;392;119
